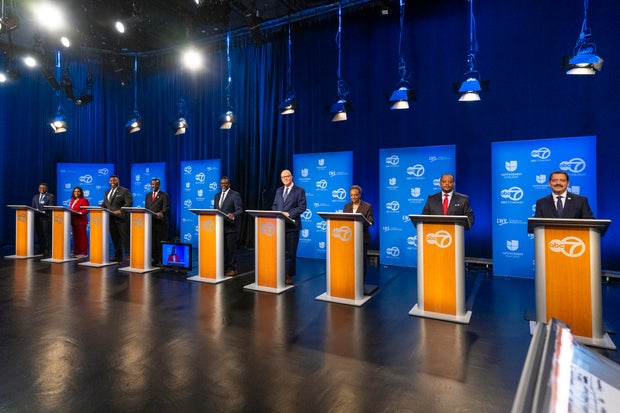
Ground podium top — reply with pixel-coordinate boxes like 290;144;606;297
44;205;81;215
82;206;115;214
317;211;372;226
7;205;41;213
246;209;295;224
189;208;233;221
527;218;611;236
408;214;471;230
121;207;157;215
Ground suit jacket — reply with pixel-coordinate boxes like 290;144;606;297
101;186;133;220
421;191;474;227
272;184;307;230
343;200;374;245
69;197;90;225
145;191;170;226
31;192;56;218
214;189;244;233
534;192;594;219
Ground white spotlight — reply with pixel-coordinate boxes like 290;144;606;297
182;48;204;70
115;21;125;34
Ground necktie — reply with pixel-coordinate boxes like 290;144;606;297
152;192;156;202
39;194;44;204
108;188;116;202
283;187;290;201
442;193;449;215
219;191;226;209
556;196;564;216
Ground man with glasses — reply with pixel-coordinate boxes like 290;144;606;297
272;169;306;285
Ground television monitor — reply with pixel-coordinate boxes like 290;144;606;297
161;242;193;272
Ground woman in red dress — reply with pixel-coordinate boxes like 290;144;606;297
69;186;90;258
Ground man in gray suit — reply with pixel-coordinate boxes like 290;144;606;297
214;176;244;276
421;173;474;228
101;175;133;261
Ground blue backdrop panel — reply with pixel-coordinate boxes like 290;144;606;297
57;163;115;208
491;136;597;278
179;160;221;247
379;146;456;267
293;151;353;259
130;163;167;208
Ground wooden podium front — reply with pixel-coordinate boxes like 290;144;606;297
41;206;80;263
119;207;158;274
244;210;294;294
5;205;41;259
187;209;233;284
528;218;614;349
316;212;372;306
79;206;116;267
408;214;472;324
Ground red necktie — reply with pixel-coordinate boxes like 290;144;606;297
152;193;156;202
443;193;449;215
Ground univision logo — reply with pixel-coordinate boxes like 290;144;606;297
505;160;517;172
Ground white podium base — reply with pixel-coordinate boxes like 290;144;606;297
41;257;79;264
187;275;232;284
244;282;294;294
79;261;117;268
118;266;160;274
528;321;616;350
4;254;43;260
315;292;372;307
409;304;472;324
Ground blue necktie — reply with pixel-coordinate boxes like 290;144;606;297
556;196;563;216
283;187;290;201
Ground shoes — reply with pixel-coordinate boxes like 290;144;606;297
225;269;238;277
285;275;294;285
76;254;88;259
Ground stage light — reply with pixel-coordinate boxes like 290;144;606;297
50;106;67;133
0;72;6;83
115;21;125;34
60;36;70;48
171;99;188;135
279;19;296;115
34;3;66;31
75;74;93;105
389;0;415;110
220;32;235;129
219;110;234;129
457;0;484;102
566;1;602;75
182;47;204;70
0;15;18;34
330;1;351;122
126;56;141;133
23;56;37;68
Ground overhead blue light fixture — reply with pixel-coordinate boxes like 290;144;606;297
389;0;415;110
566;0;603;75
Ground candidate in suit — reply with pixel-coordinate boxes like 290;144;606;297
69;186;90;258
534;170;594;219
214;176;244;276
272;169;307;285
421;173;474;228
145;178;170;265
31;183;56;257
343;185;374;275
101;175;133;261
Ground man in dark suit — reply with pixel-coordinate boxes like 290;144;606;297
534;170;594;219
421;173;474;228
214;176;244;276
101;175;133;261
31;183;56;257
343;185;374;275
145;178;170;266
272;169;307;285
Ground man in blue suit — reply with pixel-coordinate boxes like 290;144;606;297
214;176;244;276
534;170;594;219
272;169;306;285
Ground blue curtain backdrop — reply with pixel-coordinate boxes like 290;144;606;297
1;0;619;272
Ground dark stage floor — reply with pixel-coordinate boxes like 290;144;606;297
1;249;620;412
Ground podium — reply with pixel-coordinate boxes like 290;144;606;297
528;218;614;349
5;205;42;259
408;214;472;324
118;207;158;274
41;206;80;263
79;206;116;268
187;209;234;284
243;210;295;294
315;212;373;306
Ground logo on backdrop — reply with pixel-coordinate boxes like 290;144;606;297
505;161;518;172
385;155;400;166
506;240;519;251
301;168;309;177
183;233;192;242
135;174;141;182
531;147;551;160
559;157;586;174
426;231;452;248
536;174;546;184
79;175;93;184
316;221;326;231
410;187;421;197
386;201;400;211
385;246;400;257
548;236;586;257
332;226;352;242
407;164;425;177
301;210;312;220
331;188;347;200
98;168;110;176
500;186;524;202
184;166;192;174
316;180;328;189
301;229;309;238
195;172;206;183
318;159;324;166
209;182;217;191
184;199;192;208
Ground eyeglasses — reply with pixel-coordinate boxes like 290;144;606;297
280;175;292;178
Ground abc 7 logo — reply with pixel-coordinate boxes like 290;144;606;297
201;220;215;232
260;221;276;237
92;215;101;226
54;214;63;224
425;230;452;248
332;226;352;242
17;212;27;222
133;216;144;229
548;236;586;257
